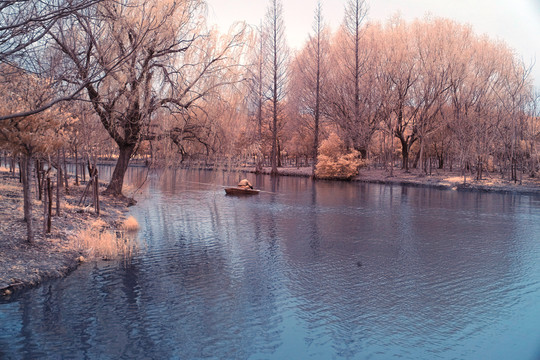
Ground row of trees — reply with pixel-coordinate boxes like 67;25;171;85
1;0;539;242
280;1;538;181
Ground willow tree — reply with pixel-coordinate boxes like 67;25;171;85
0;0;103;121
51;0;245;196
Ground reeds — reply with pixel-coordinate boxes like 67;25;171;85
71;218;140;261
121;215;140;231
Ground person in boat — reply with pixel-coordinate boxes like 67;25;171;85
238;179;253;189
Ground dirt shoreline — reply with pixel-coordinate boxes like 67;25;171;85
0;168;130;299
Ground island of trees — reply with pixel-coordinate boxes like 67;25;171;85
1;0;538;243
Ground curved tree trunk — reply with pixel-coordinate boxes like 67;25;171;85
104;144;135;196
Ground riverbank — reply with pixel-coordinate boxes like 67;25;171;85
226;165;540;195
0;168;130;299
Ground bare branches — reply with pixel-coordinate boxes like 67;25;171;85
0;0;102;61
46;0;246;194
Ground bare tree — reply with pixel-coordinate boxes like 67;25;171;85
264;0;289;175
290;2;329;176
50;0;245;196
377;17;418;171
0;0;103;121
408;19;454;172
342;0;369;156
245;23;269;173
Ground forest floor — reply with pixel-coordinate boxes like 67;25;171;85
251;166;540;195
0;167;130;300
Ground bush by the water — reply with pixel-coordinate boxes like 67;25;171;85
315;133;365;180
71;219;140;260
121;216;140;231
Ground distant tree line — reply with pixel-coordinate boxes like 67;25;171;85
265;0;538;181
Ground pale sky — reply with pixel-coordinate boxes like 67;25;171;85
205;0;540;89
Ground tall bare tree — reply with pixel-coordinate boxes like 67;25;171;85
264;0;289;175
245;23;269;173
290;2;329;176
343;0;369;156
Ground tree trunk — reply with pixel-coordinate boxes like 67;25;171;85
400;139;409;171
36;161;42;201
358;147;367;159
63;149;69;190
104;144;135;196
418;140;426;174
74;146;79;186
412;149;421;169
43;172;47;235
81;156;86;183
94;171;100;215
271;105;278;175
277;140;282;168
21;154;34;243
47;177;52;233
476;157;483;181
56;150;61;216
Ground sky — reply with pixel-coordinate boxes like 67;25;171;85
205;0;540;89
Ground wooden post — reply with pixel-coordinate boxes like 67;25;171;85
36;167;43;201
74;147;79;186
43;172;48;235
63;148;69;190
47;177;52;233
56;150;61;216
94;171;100;215
81;158;86;183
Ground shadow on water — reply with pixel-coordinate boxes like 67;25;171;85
1;167;540;359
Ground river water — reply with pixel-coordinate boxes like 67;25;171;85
1;167;540;359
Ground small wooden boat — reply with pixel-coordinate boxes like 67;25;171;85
224;187;260;196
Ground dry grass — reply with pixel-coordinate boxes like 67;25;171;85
121;215;140;231
15;198;41;217
71;218;140;260
63;201;85;212
0;180;20;193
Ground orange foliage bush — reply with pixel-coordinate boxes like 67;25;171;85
315;133;365;179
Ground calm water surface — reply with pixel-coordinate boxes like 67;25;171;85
1;168;540;359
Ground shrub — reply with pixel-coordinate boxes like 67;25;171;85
121;216;140;231
71;219;139;260
315;133;365;180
